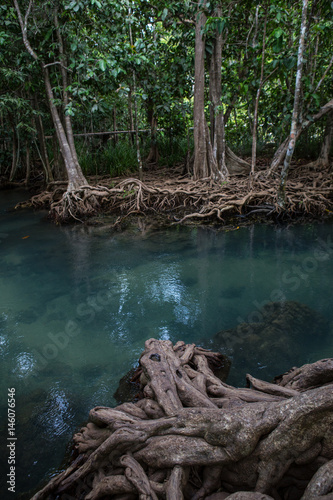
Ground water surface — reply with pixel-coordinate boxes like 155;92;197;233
0;190;332;497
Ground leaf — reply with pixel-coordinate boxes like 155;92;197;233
273;28;284;38
99;59;107;71
273;37;283;53
283;57;296;70
217;19;226;34
44;28;53;43
161;8;168;21
65;106;75;116
312;93;320;107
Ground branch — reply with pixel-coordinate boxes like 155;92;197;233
315;54;333;92
299;97;333;133
43;61;73;72
12;0;38;61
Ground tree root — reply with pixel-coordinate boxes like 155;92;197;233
31;340;333;500
14;163;333;223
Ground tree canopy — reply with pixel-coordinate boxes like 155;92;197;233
1;0;332;219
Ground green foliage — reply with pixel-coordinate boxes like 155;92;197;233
78;139;138;177
157;134;193;167
2;0;332;182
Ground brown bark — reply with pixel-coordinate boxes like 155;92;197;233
209;5;228;179
31;340;333;500
193;2;249;180
193;1;216;180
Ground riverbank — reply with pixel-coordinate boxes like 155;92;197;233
4;161;333;227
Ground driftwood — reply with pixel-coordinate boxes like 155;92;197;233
30;339;333;500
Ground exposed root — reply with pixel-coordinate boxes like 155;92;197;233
14;163;333;223
31;340;333;500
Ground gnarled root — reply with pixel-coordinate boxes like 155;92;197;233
31;341;333;500
14;162;333;224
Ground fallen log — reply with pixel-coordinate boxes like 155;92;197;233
31;340;333;500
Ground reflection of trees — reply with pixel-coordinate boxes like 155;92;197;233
62;227;93;298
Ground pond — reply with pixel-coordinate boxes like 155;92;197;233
0;190;332;498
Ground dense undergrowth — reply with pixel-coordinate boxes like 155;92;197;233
75;134;194;178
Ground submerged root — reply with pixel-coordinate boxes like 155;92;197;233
31;340;333;500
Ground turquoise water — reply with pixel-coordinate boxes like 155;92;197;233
0;190;332;498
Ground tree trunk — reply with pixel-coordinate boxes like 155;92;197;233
193;2;249;180
128;88;134;145
251;6;268;177
43;67;87;191
209;5;228;179
128;10;143;181
303;110;333;169
193;1;219;180
277;0;309;207
317;110;333;167
146;115;159;164
54;11;87;189
32;95;54;183
13;0;88;195
112;107;118;145
37;114;53;183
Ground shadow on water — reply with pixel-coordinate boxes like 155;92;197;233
0;190;332;497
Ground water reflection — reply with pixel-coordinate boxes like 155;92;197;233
13;352;35;378
35;385;73;438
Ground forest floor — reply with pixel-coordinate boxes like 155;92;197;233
3;158;333;227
